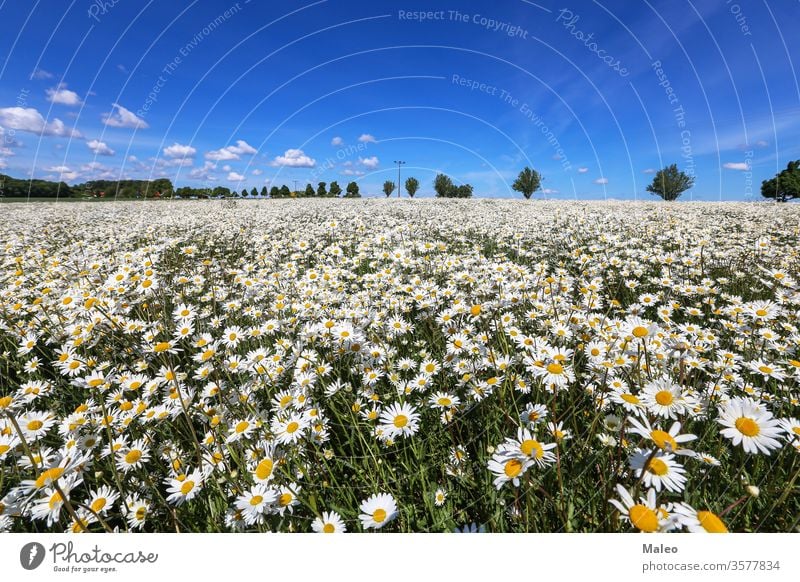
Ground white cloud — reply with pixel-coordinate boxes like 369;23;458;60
189;161;217;180
270;148;316;168
577;167;589;174
359;156;380;169
205;140;257;161
723;162;750;171
331;136;344;146
252;168;263;176
755;140;769;149
0;159;7;170
31;68;54;80
0;147;15;157
163;143;197;158
342;169;365;176
44;165;79;181
87;139;114;156
102;103;149;129
227;172;245;181
221;164;232;172
358;134;376;143
643;168;657;174
542;188;559;195
593;178;609;185
0;107;81;137
46;84;82;106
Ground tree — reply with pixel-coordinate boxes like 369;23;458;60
405;177;419;198
762;160;800;202
279;185;291;198
304;184;315;197
646;164;695;201
434;174;454;198
260;186;268;198
269;186;280;198
250;187;258;198
383;180;396;197
453;184;473;198
317;182;327;197
433;174;473;198
345;181;360;198
329;181;342;197
512;166;542;200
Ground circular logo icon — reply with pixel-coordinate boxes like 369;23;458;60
20;542;46;570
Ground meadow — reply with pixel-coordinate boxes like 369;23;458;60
0;199;798;533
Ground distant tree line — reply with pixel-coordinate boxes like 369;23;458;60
4;161;798;201
0;174;74;198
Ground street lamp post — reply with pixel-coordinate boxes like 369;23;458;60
394;160;405;198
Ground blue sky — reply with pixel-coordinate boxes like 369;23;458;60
0;0;798;199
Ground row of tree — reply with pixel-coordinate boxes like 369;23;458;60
2;162;799;201
174;181;363;199
380;175;475;198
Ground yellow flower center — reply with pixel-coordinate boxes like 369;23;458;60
323;523;335;533
735;417;760;437
504;459;523;478
755;309;768;317
49;491;63;510
91;498;107;512
758;365;773;375
470;305;482;316
125;450;142;464
621;394;640;404
697;511;728;533
655;391;674;406
629;505;659;532
180;481;195;495
650;430;678;451
255;459;273;480
235;421;250;434
437;397;452;407
250;495;264;506
279;493;292;506
632;326;649;338
35;467;65;489
393;415;408;428
520;439;544;459
0;396;12;409
647;458;669;476
546;363;564;375
286;421;299;434
372;508;387;523
27;420;44;431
